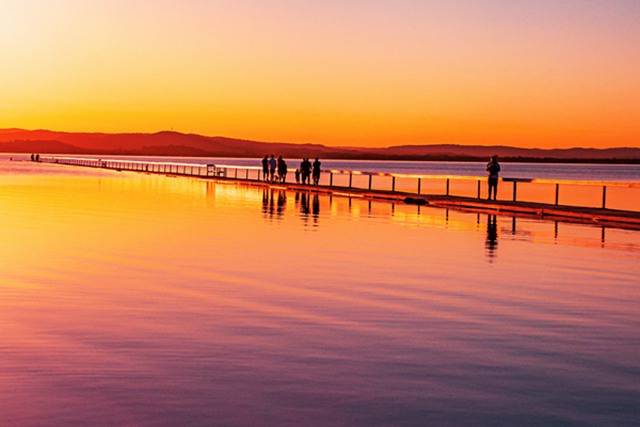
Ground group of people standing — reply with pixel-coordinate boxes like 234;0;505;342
262;155;321;185
261;155;289;183
260;153;501;201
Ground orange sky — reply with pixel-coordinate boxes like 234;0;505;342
1;0;639;148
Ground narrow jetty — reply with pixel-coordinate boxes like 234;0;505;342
39;156;640;229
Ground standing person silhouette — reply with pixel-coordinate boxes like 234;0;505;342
300;158;311;185
312;157;321;185
486;155;501;200
262;155;269;181
277;155;288;183
268;155;277;182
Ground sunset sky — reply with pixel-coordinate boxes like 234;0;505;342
1;0;639;148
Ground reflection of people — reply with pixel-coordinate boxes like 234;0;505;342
262;188;286;220
262;188;270;215
299;192;310;215
277;190;286;216
486;155;500;200
262;155;269;181
312;157;321;185
312;193;320;217
485;215;498;260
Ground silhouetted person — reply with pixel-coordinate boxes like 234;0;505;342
312;157;321;185
486;155;500;200
268;155;277;182
300;158;311;185
277;156;287;183
485;215;498;260
262;155;269;181
35;154;40;162
31;154;35;161
295;168;300;184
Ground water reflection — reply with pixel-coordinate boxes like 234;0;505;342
294;191;321;226
261;187;287;220
313;193;320;217
2;166;640;426
485;215;498;261
258;188;640;255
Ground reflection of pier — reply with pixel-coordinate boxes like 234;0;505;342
40;156;640;229
258;190;628;253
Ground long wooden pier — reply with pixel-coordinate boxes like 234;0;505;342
40;156;640;229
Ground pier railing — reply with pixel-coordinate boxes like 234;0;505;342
40;156;640;212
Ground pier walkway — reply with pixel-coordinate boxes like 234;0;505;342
40;156;640;229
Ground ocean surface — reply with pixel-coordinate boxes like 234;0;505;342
1;159;639;426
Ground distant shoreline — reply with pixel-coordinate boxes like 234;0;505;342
1;128;639;164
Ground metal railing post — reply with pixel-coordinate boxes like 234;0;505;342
555;183;560;205
418;178;421;195
330;172;333;187
368;175;372;190
477;180;481;199
349;172;353;188
513;181;517;202
446;178;450;196
392;176;396;192
602;186;607;209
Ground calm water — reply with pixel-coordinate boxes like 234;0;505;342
1;160;639;426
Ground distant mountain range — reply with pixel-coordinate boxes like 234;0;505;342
1;128;639;163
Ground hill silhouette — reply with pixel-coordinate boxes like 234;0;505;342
1;129;638;163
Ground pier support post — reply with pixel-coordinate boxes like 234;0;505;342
418;178;422;195
513;181;517;202
477;180;481;199
446;179;450;196
330;173;333;187
392;176;396;192
368;175;372;190
555;183;560;205
602;186;607;209
349;173;353;189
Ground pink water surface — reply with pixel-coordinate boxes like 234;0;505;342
1;161;639;426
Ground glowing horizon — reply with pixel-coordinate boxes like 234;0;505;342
1;0;639;149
